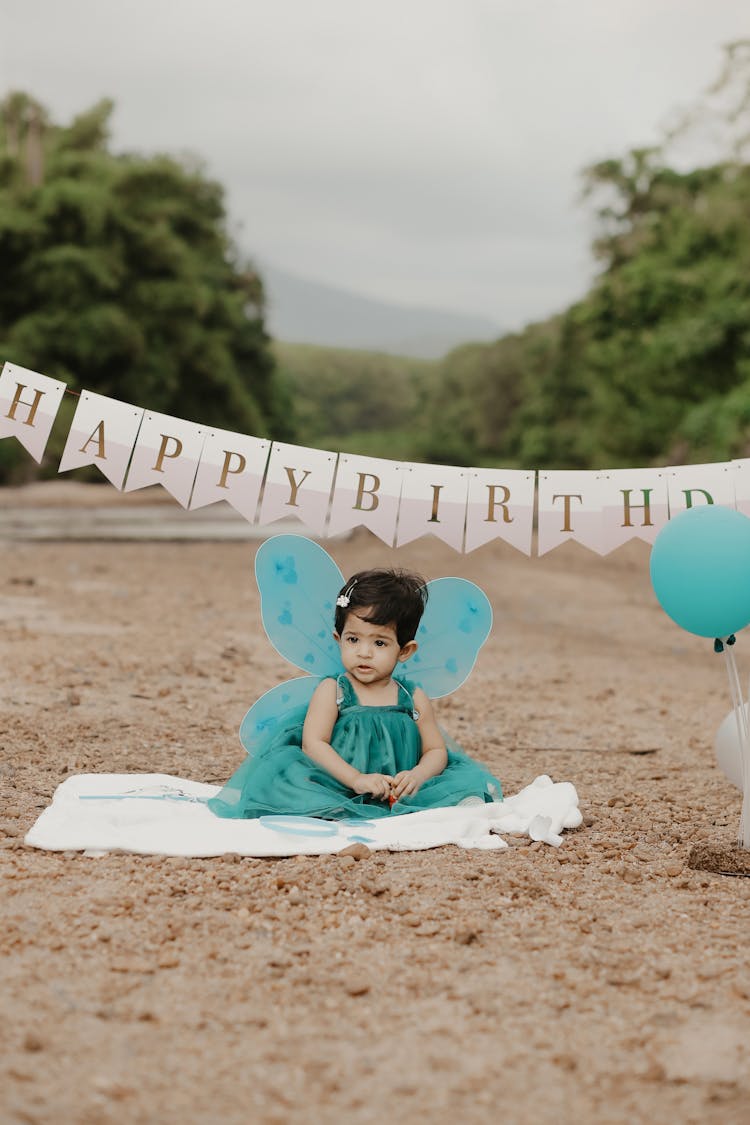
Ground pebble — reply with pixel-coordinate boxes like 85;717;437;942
22;1032;44;1053
344;980;370;997
454;928;480;945
336;855;357;868
157;954;180;969
337;843;372;860
364;883;388;897
111;958;155;974
664;863;683;878
618;865;643;885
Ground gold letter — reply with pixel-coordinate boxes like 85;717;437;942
78;420;106;460
485;484;513;524
428;484;443;523
153;434;183;473
284;466;311;506
621;488;653;528
354;473;380;512
5;382;44;427
683;489;713;509
218;450;247;489
552;493;582;533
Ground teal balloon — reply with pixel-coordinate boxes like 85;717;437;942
650;505;750;638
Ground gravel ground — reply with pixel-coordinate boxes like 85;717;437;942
2;494;750;1124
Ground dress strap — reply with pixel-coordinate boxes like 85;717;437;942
335;674;347;708
397;680;420;722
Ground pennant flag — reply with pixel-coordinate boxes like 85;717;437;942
537;470;604;556
123;411;205;508
668;461;737;516
190;429;270;522
58;391;144;489
327;453;403;545
464;468;536;555
598;467;670;553
258;442;338;536
733;459;750;518
0;362;66;463
396;462;469;550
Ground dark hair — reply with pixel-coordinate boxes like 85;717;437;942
334;568;427;647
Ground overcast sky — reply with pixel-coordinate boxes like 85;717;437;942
2;0;748;328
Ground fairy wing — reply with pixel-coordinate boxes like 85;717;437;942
239;675;320;757
240;535;345;756
254;534;345;678
394;577;492;698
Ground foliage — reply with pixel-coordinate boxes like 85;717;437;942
274;342;435;459
418;39;750;471
0;93;287;481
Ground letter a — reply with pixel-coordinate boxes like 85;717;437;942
79;420;107;460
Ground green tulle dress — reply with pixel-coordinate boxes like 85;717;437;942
208;676;503;821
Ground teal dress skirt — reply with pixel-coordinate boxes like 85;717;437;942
208;676;503;821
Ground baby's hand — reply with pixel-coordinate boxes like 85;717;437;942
391;769;423;800
352;773;393;800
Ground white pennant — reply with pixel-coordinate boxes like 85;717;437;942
598;467;670;553
327;453;403;545
0;362;66;463
259;442;338;536
668;461;737;516
58;391;144;489
124;411;205;508
395;462;468;550
537;470;605;556
464;468;536;555
190;429;270;522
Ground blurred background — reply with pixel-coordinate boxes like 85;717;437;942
0;0;749;483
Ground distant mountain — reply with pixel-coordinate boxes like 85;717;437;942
260;263;501;359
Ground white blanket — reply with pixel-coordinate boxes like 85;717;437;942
24;773;581;857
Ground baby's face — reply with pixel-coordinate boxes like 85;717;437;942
335;610;402;686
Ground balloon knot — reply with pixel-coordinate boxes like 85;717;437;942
714;638;725;653
728;634;737;646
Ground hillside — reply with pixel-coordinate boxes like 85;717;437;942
261;263;501;359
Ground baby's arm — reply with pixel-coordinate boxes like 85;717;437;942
302;679;392;799
391;690;448;799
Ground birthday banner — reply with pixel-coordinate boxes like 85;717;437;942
1;360;747;556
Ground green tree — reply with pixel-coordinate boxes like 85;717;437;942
0;93;289;480
422;39;750;471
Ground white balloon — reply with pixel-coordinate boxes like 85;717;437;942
714;705;749;790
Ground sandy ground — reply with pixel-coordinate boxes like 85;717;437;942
2;486;750;1124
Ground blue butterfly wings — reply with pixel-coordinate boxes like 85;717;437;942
254;535;344;676
239;535;493;755
393;576;493;699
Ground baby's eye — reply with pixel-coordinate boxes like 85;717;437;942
346;635;358;644
375;640;386;647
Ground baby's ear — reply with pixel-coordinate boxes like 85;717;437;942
333;631;341;642
398;640;418;663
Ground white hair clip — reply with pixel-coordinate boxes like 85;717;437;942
336;580;357;609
